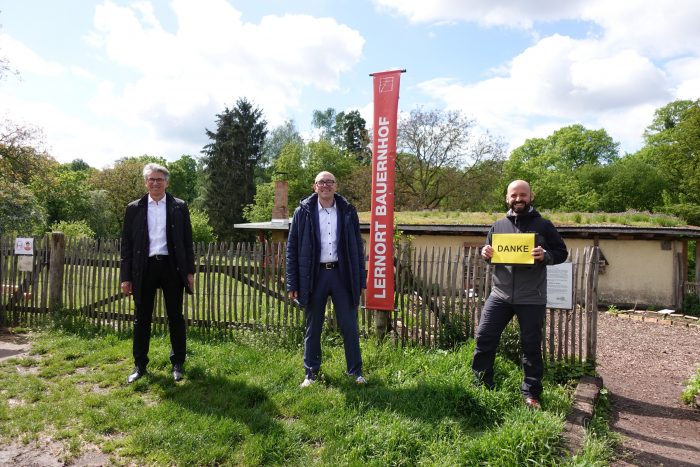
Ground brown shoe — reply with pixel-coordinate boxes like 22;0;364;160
524;397;541;410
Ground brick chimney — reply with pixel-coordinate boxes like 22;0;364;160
271;180;289;223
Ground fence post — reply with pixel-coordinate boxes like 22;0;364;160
374;309;390;340
49;231;66;312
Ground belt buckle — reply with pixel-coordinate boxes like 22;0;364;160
323;262;333;269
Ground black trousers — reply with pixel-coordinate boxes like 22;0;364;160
471;295;545;398
132;256;186;369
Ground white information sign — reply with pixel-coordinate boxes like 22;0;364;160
15;237;34;256
546;262;573;309
18;255;34;272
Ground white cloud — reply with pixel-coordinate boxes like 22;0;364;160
388;1;698;154
0;33;64;76
86;0;365;144
373;0;586;28
418;33;672;153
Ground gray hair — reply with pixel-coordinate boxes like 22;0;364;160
142;163;170;181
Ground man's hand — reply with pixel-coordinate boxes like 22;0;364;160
288;291;298;300
532;246;547;262
187;273;194;290
121;281;132;296
481;245;493;260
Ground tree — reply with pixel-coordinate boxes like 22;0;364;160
0;180;47;236
312;108;336;140
30;164;93;226
0;120;53;185
168;155;199;204
90;155;165;234
596;155;667;212
396;108;505;210
84;190;121;238
505;124;620;210
640;99;700;224
334;110;371;163
66;159;92;172
311;108;370;163
263;120;303;168
201;98;267;241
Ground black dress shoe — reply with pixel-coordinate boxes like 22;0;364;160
172;364;184;382
127;367;146;384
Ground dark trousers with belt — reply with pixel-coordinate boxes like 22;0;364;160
133;255;186;369
303;264;362;378
471;295;545;398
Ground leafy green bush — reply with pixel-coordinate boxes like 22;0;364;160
497;319;521;364
681;366;700;406
50;220;95;239
437;311;470;349
681;293;700;317
190;208;217;243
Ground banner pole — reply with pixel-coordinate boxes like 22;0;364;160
367;69;405;340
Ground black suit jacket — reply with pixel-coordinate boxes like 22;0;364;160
120;193;195;304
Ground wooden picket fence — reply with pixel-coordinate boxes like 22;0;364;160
0;234;600;363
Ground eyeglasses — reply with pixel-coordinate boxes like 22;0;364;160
147;177;166;184
315;179;336;186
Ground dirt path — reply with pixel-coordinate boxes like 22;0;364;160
595;312;700;466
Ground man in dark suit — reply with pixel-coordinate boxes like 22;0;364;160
120;163;195;383
286;171;367;388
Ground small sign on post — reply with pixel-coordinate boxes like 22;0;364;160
15;237;34;272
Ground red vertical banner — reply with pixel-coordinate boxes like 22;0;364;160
366;69;402;311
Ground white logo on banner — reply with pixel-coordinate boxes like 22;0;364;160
379;77;394;93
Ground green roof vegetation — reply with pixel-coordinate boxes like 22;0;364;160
358;210;689;228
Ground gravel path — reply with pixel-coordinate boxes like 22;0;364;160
595;312;700;466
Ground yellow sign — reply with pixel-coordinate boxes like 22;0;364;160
491;233;535;264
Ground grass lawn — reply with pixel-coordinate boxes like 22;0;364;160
0;323;614;465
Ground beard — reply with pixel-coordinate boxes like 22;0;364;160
509;200;530;213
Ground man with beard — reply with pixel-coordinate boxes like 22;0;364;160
472;179;567;409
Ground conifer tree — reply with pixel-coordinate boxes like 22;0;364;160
201;98;267;241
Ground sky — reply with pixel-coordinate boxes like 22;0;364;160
1;0;699;169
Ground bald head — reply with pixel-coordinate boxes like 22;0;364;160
506;179;534;214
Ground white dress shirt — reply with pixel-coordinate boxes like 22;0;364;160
318;200;338;263
147;195;169;256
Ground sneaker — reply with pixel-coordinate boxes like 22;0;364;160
127;367;146;384
299;377;316;388
172;364;184;382
524;397;541;410
355;375;367;385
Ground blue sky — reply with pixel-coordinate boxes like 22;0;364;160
1;0;699;169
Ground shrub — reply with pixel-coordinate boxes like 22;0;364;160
497;319;521;364
190;208;217;243
681;366;700;406
681;293;700;317
50;220;95;239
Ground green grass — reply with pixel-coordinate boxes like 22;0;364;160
358;210;688;228
1;323;606;465
681;365;700;406
568;388;619;466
